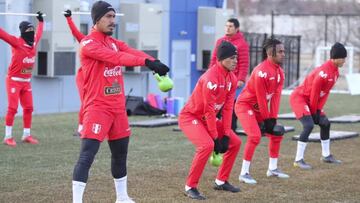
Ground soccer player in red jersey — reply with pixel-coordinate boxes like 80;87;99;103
63;9;86;136
235;38;289;185
291;42;346;169
210;18;249;131
1;12;44;147
71;1;169;203
179;41;241;200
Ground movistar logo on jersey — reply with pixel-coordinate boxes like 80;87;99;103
207;81;217;90
319;71;328;78
258;71;267;78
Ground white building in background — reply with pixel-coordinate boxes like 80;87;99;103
0;0;171;116
0;0;226;117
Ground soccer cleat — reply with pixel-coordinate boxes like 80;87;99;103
239;173;257;184
3;137;16;147
266;168;290;178
214;181;241;193
22;135;39;144
115;197;135;203
294;159;312;170
321;154;342;164
184;188;206;200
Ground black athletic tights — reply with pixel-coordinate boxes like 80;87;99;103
73;137;129;183
299;115;331;142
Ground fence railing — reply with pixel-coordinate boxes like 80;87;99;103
243;33;301;88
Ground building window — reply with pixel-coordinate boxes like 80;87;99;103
80;23;89;35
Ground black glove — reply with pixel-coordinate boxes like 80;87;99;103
219;136;229;153
145;59;169;76
36;11;44;22
272;124;285;136
213;138;223;154
264;118;276;134
312;110;321;125
64;9;72;17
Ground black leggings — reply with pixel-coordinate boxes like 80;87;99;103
73;137;129;182
108;137;129;179
299;115;331;142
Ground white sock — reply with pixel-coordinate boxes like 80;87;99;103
215;179;225;185
72;180;86;203
295;141;307;161
114;176;130;200
77;124;83;133
23;128;31;138
5;126;12;139
268;158;278;170
321;139;330;157
240;160;251;175
185;185;191;191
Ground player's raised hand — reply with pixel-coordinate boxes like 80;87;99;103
36;11;44;22
64;9;72;18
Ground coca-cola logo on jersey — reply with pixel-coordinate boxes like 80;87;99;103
103;66;122;77
23;56;35;64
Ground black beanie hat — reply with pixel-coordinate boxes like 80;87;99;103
217;41;237;61
91;1;116;25
19;21;34;33
330;42;347;59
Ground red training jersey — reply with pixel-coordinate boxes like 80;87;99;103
292;60;339;114
210;31;249;82
0;22;43;79
181;62;237;139
236;59;284;120
79;29;153;113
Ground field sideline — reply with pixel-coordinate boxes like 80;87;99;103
1;94;360;203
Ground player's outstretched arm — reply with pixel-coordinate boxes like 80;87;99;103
0;27;19;47
64;10;85;42
34;11;44;46
81;38;147;67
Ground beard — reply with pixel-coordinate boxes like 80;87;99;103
105;24;115;36
105;31;113;36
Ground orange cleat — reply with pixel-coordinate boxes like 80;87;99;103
22;135;39;144
3;138;17;147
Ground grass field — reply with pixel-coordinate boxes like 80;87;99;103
1;94;360;203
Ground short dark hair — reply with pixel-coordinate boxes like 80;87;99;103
262;38;282;60
227;18;239;28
